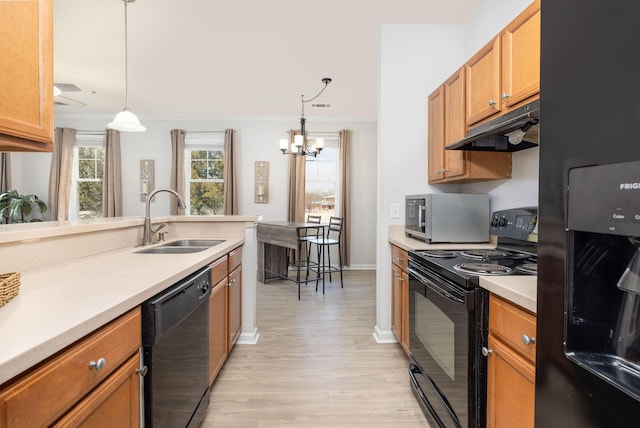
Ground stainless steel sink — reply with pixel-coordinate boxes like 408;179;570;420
161;239;224;247
135;246;208;254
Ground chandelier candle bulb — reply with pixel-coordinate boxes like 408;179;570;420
316;138;324;149
279;139;288;151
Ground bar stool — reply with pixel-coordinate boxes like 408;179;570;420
308;216;344;293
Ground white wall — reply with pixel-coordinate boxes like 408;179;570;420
11;116;377;268
375;24;465;342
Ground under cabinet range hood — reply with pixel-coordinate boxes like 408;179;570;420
445;99;540;152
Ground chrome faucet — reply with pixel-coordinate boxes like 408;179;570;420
141;189;187;246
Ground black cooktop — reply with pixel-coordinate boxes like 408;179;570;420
409;248;537;289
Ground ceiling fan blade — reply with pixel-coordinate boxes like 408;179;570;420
54;95;87;107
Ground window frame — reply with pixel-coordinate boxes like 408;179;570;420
69;132;105;220
184;132;225;216
305;132;340;221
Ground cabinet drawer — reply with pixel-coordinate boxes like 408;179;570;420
391;245;408;270
489;294;536;363
229;247;242;272
211;255;229;285
0;308;141;427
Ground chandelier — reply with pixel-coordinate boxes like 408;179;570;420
108;0;146;132
280;77;332;157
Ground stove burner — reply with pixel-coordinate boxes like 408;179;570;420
453;263;513;275
461;250;508;260
516;263;537;274
420;250;457;258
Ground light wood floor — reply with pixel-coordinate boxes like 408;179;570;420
202;270;429;427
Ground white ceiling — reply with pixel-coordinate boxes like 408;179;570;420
53;0;480;121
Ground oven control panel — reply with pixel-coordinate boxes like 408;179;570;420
490;207;538;242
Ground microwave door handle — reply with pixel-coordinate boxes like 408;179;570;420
408;267;464;304
418;205;425;229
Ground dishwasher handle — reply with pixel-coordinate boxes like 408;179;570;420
142;266;212;346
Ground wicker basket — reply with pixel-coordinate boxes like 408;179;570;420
0;272;20;307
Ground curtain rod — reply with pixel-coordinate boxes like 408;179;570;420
76;130;106;135
185;130;232;134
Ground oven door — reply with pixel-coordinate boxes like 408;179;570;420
408;259;485;428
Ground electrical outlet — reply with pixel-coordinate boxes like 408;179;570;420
390;203;400;219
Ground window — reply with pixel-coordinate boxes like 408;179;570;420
305;133;339;223
70;133;105;220
185;132;225;215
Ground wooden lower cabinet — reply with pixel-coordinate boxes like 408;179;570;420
486;294;536;428
390;245;409;354
52;354;141;427
209;276;228;385
208;245;243;385
227;265;242;350
0;308;142;427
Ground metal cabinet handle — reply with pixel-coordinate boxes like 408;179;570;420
89;357;106;371
136;366;148;377
396;256;403;262
227;278;237;287
522;334;536;345
488;99;496;106
482;347;493;357
501;92;510;100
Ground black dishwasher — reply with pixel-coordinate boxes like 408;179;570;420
142;266;211;428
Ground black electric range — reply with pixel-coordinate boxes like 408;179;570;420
407;207;537;428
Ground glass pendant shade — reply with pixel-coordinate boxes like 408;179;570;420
108;108;146;132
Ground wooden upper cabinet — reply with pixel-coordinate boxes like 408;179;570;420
428;67;511;184
501;0;541;109
427;86;445;182
466;37;501;126
442;68;466;179
0;0;54;152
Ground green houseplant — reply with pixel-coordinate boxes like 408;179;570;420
0;190;48;224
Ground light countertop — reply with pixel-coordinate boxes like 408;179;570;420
0;237;243;386
388;225;537;313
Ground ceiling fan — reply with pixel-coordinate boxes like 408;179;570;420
53;83;87;107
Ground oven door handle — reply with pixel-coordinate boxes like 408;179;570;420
408;267;464;304
409;363;462;428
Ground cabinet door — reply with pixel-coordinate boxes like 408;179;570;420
400;269;409;354
428;86;446;182
227;266;242;350
391;264;403;342
52;354;141;427
0;0;54;151
209;278;228;385
486;335;535;428
501;0;540;108
466;37;501;126
443;68;467;179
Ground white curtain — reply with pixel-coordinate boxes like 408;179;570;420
170;129;186;215
223;129;238;215
102;129;122;217
48;128;76;221
0;153;11;193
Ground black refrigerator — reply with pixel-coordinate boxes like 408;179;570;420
537;1;640;426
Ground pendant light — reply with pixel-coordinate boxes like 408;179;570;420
279;78;332;157
108;0;146;132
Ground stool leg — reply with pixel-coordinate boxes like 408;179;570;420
327;244;332;282
338;244;343;288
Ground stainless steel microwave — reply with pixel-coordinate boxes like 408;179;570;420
405;193;489;243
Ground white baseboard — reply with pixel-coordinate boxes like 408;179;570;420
372;325;398;343
237;326;260;345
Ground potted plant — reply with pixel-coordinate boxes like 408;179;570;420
0;190;48;224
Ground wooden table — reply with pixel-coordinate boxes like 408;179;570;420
257;221;325;299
